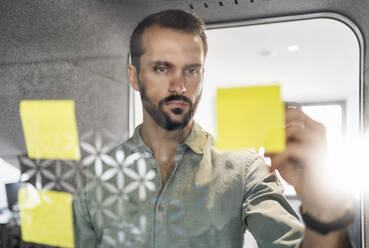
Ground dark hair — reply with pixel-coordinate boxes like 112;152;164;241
129;9;207;71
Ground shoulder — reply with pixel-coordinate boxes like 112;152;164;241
206;146;273;190
209;146;261;170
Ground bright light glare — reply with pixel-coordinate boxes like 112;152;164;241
326;135;369;197
301;104;366;197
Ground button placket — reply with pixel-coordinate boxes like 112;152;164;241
153;199;168;248
156;203;164;224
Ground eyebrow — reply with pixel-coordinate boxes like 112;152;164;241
186;63;203;68
148;60;203;68
148;60;173;67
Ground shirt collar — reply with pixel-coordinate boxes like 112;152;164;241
131;124;152;154
183;122;207;155
131;122;208;155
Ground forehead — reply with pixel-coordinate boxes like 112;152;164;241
140;26;204;63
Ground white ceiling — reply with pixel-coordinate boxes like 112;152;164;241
203;18;360;100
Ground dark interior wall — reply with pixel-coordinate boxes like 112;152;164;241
0;1;149;161
1;1;137;64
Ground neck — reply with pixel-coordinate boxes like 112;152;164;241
140;111;193;162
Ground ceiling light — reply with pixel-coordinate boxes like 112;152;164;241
288;45;300;52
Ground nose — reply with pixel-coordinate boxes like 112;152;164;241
169;72;186;95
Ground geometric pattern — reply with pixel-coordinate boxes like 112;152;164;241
18;155;54;190
18;129;119;193
82;148;157;228
42;160;77;192
80;130;117;177
18;155;79;193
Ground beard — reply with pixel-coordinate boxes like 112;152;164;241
139;81;201;131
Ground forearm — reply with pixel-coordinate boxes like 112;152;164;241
298;193;355;248
301;228;353;248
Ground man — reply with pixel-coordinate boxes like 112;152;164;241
74;9;354;247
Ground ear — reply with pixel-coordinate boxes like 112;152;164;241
127;64;140;91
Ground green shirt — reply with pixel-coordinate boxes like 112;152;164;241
73;123;303;248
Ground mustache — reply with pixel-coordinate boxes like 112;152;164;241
159;95;192;106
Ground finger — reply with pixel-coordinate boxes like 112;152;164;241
285;107;304;123
285;103;305;128
269;146;308;187
285;125;304;143
302;111;326;134
265;126;308;159
269;142;309;172
286;124;325;147
285;102;302;111
269;152;302;177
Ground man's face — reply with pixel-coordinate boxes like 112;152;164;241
135;26;205;131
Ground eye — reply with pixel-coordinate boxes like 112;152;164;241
186;66;200;76
154;65;168;73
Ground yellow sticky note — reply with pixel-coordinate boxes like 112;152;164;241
18;188;74;248
20;100;81;160
216;85;285;152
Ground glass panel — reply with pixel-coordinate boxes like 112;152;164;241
1;6;363;247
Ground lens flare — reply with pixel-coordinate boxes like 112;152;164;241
326;133;369;198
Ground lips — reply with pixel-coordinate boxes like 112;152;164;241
159;95;192;110
165;100;188;107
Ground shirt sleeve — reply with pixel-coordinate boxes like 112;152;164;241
241;155;304;248
73;169;98;248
